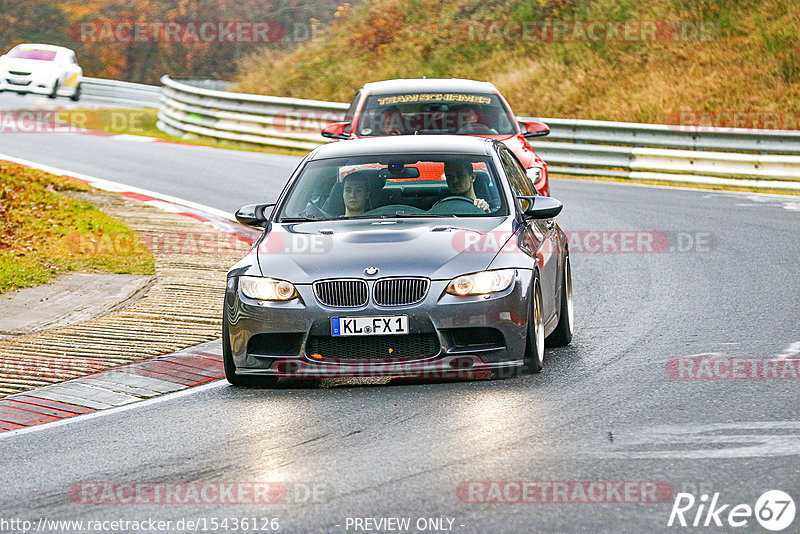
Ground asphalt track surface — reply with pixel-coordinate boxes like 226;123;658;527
1;110;800;533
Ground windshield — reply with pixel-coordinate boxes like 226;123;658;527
278;155;508;221
355;93;517;136
8;48;56;61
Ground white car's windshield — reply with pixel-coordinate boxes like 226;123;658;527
355;93;517;136
278;155;508;221
8;48;56;61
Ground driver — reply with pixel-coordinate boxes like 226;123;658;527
457;105;497;134
443;161;490;212
379;106;405;135
342;172;371;216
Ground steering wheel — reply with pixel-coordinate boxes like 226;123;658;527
302;199;332;218
431;195;478;209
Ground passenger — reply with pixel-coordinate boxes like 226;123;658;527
443;161;490;212
342;172;372;216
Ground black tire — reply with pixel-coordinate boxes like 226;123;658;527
48;81;59;99
223;319;277;387
524;274;545;374
546;254;573;347
70;83;81;102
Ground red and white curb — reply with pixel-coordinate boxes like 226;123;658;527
0;154;263;433
0;340;224;433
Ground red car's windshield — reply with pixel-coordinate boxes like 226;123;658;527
355;93;518;136
8;49;56;61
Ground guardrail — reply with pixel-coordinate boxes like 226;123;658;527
81;77;160;107
157;75;347;150
156;76;800;187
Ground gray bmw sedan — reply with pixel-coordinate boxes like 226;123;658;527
224;135;572;386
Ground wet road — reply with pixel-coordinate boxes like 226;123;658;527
1;127;799;533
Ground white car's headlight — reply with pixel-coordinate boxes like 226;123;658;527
240;276;297;301
446;269;515;296
526;167;542;183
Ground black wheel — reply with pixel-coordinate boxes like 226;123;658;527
70;83;81;102
223;319;277;387
524;275;545;374
48;81;59;99
546;254;573;347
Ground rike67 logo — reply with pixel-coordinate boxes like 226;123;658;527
668;490;796;531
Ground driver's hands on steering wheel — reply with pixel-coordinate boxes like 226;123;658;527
473;198;490;212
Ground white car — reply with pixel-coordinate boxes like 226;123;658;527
0;44;82;101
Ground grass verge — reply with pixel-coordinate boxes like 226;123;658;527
0;162;155;295
232;0;800;125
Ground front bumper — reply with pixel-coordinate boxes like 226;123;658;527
225;272;532;379
0;74;57;94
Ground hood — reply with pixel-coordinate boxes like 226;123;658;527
256;217;519;283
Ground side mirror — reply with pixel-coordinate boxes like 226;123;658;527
321;122;351;140
518;196;563;219
520;121;550;138
235;203;275;228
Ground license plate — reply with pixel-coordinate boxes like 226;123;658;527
331;316;408;336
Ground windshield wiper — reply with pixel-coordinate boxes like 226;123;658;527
348;212;453;220
279;216;325;222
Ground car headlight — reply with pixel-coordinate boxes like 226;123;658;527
526;167;542;183
239;276;297;301
446;269;515;296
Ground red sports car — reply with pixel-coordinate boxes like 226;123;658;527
322;78;551;195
